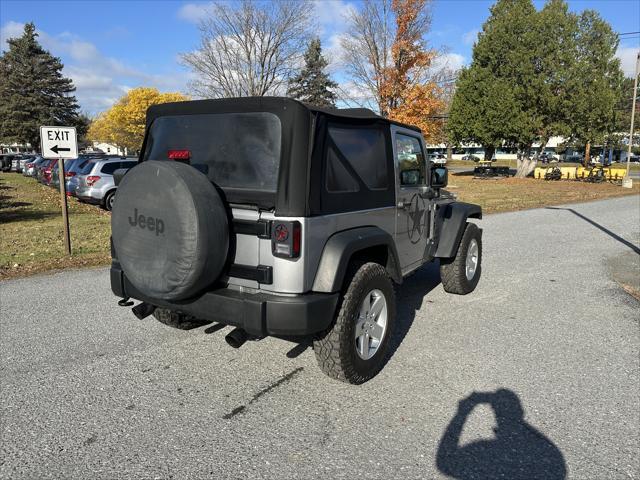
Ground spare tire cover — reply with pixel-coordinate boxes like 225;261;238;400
112;160;229;301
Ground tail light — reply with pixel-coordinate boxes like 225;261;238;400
86;175;101;186
65;171;76;178
271;221;301;258
26;163;34;168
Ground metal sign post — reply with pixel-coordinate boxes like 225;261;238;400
58;157;71;255
40;126;78;255
624;52;640;189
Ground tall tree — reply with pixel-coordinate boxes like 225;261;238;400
341;0;395;111
87;88;188;153
448;0;538;165
181;0;311;98
569;10;624;165
448;67;526;160
379;0;444;140
287;38;338;107
0;23;80;150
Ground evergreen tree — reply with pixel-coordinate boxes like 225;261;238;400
0;23;80;150
287;38;338;107
448;0;538;163
569;10;624;165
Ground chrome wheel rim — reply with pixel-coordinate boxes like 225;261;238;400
355;289;388;360
466;239;479;281
108;194;114;210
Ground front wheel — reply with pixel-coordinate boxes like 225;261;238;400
313;262;396;384
440;222;482;295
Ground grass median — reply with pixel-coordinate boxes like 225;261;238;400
1;172;111;280
1;170;639;280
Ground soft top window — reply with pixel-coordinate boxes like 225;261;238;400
142;112;282;193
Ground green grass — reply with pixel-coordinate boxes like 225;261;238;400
0;172;112;279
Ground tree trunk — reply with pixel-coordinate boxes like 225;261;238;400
583;141;591;167
515;146;537;178
446;144;452;162
484;146;495;161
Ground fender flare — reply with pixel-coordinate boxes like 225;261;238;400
435;202;482;258
312;226;402;293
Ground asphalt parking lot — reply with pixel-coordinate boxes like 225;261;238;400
1;195;639;480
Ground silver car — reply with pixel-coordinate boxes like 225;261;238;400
75;157;138;210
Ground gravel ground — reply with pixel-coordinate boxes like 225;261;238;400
1;195;638;480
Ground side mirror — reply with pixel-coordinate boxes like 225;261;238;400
431;166;448;188
401;169;421;186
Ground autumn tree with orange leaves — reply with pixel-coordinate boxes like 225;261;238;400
379;0;444;141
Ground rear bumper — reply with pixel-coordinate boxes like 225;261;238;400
76;187;102;203
110;264;339;337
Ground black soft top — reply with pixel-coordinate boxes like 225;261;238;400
142;97;420;216
146;97;420;132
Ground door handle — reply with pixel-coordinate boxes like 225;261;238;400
397;201;411;209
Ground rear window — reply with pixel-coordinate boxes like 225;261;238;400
80;161;95;174
142;112;282;192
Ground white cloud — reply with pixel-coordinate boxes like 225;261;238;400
431;52;466;73
1;21;188;114
616;45;639;77
462;28;479;46
0;21;25;48
313;0;355;32
177;2;213;23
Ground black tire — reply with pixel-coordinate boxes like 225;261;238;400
440;222;482;295
313;262;396;384
104;190;116;211
152;308;210;330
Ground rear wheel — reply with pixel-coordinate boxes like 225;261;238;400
104;190;116;211
313;262;396;384
440;222;482;295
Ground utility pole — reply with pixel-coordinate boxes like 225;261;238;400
624;52;640;188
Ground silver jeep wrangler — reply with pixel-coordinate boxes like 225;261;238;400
110;97;482;384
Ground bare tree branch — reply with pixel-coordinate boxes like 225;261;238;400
181;0;312;98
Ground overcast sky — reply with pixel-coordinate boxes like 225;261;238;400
1;0;638;114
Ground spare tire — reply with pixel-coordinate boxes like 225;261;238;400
112;160;229;301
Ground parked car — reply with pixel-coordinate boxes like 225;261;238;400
564;153;583;163
431;152;447;165
539;152;558;164
39;159;58;185
50;158;83;190
66;155;116;197
22;156;43;176
461;154;480;162
1;154;15;172
75;157;138;210
19;155;37;172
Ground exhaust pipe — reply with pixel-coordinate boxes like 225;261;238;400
131;302;156;320
225;328;248;348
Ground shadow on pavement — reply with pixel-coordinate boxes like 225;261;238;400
547;206;640;255
437;389;566;480
387;261;442;358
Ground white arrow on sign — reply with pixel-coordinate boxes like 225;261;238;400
40;126;78;159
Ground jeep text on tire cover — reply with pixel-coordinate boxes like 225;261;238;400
110;97;482;384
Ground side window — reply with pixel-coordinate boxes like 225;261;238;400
100;162;120;174
121;161;137;170
325;125;388;193
395;134;426;186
